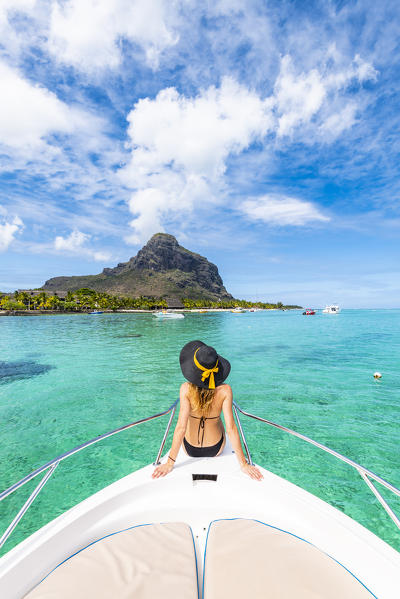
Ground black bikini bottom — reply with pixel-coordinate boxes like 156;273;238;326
183;435;224;458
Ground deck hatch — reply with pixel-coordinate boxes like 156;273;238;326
192;474;217;482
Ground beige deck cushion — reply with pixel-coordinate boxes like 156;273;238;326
24;522;198;599
203;519;373;599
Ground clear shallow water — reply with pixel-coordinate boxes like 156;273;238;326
0;309;399;556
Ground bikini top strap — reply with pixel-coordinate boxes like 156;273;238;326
190;415;220;446
189;415;220;420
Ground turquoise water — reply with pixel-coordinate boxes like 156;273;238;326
1;310;399;556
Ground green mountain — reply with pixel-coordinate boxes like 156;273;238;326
42;233;233;302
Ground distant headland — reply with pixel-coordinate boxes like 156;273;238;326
0;233;302;313
42;233;232;303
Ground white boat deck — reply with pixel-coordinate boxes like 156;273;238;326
1;439;399;598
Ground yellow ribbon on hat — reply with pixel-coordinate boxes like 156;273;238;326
193;348;219;389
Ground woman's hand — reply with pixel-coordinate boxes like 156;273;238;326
241;463;263;480
152;462;174;479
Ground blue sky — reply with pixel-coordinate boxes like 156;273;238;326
0;0;399;307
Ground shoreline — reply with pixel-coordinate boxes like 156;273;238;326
0;308;293;317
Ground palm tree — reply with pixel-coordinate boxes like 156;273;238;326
20;291;30;308
45;296;61;310
35;292;48;309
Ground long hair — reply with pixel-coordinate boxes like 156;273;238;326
188;382;215;414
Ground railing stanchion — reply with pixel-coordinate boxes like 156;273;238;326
0;462;59;550
0;400;179;504
154;404;177;465
358;471;400;531
233;404;253;465
0;400;179;548
233;401;400;533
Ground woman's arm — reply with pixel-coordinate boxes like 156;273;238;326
222;387;263;481
152;383;191;478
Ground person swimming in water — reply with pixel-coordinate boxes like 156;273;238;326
152;340;263;480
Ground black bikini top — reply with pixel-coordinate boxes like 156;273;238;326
190;414;220;446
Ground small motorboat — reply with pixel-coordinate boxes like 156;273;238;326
231;307;246;313
88;311;103;315
302;309;316;315
153;311;184;319
323;304;340;314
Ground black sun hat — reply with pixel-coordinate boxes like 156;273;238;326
179;340;231;390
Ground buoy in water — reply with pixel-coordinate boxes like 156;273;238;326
373;372;382;379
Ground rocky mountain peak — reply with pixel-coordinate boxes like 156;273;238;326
131;233;183;271
44;233;232;301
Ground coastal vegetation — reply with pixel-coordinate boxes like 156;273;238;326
181;298;300;310
1;289;168;312
0;289;300;312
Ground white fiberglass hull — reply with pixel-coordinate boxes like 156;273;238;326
0;440;399;598
154;312;184;319
323;306;340;313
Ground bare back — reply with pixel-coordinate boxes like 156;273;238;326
183;382;229;448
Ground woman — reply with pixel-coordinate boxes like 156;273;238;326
152;340;263;480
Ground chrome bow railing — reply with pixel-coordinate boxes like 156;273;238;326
1;399;399;552
0;400;178;550
233;402;400;531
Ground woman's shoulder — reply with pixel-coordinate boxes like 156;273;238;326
217;382;232;391
215;383;232;399
179;381;191;397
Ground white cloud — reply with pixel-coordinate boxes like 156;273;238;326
0;1;37;30
274;54;377;139
48;0;177;71
118;48;378;242
54;229;89;252
0;0;36;14
125;188;165;244
274;56;326;137
54;229;110;261
240;194;329;226
120;77;275;242
0;1;43;63
0;215;24;251
0;0;36;33
325;53;378;88
0;60;94;154
0;1;382;252
125;78;273;178
320;103;358;138
208;0;244;17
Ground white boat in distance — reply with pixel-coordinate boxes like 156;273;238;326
1;401;399;598
231;307;246;313
153;310;184;319
323;304;340;313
